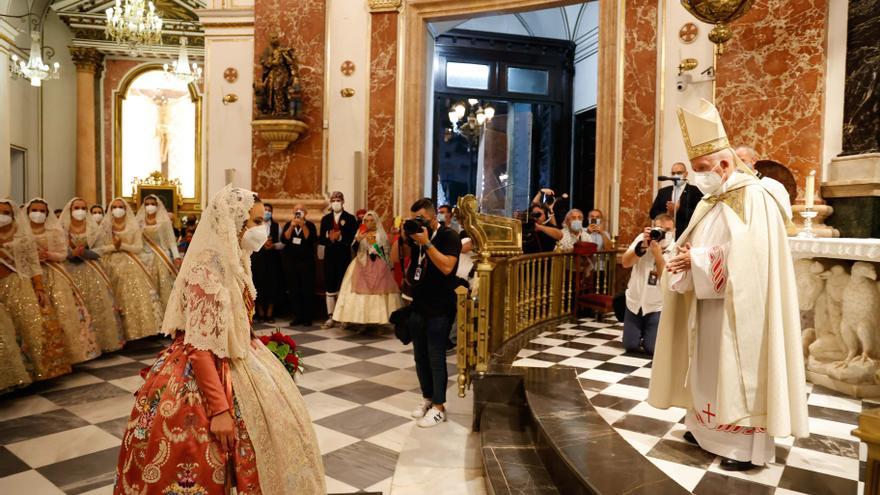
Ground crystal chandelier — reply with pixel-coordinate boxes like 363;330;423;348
445;99;495;149
164;37;202;84
10;32;60;87
105;0;163;54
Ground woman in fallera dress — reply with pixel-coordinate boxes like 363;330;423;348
94;198;161;341
61;197;125;352
23;198;100;364
332;210;401;325
114;185;325;495
136;194;180;313
0;198;70;382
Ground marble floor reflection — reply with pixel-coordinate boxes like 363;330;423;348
0;322;482;494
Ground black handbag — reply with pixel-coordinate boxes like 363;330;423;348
389;305;413;345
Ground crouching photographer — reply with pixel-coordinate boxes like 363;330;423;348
620;213;674;355
391;198;461;428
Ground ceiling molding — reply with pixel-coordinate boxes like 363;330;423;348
513;12;535;37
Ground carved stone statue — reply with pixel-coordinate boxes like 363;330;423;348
254;33;302;119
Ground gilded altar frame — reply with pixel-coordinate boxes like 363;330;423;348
113;63;203;216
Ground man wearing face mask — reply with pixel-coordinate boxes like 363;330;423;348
734;144;793;220
620;214;674;355
319;191;357;328
648;99;807;472
649;162;703;240
282;204;318;326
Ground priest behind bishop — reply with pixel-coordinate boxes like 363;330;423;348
647;99;808;472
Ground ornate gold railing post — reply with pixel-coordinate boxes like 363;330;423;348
455;286;471;398
474;253;492;373
854;409;880;495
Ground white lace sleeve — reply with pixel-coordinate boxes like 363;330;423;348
181;252;233;357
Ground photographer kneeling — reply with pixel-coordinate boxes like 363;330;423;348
620;213;674;355
392;198;461;428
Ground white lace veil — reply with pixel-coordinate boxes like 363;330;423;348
0;198;41;279
60;197;100;247
135;194;178;257
23;198;67;256
162;185;257;359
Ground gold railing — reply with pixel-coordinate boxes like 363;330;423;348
456;251;577;397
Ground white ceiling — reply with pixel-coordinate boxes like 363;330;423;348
430;2;598;44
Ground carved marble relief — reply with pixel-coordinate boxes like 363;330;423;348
797;258;880;397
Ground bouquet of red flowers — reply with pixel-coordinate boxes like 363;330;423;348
259;331;303;379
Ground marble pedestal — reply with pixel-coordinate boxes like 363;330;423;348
823;153;880;238
791;237;880;398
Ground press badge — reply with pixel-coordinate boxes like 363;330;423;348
414;267;423;281
647;270;658;286
293;237;302;245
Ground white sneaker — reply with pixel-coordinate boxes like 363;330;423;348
417;407;447;428
411;399;432;419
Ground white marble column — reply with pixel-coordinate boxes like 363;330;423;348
0;20;16;198
197;7;255;203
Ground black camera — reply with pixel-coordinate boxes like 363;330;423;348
403;216;431;236
649;228;665;242
294;210;304;219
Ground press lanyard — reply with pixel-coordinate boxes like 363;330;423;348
417;229;439;267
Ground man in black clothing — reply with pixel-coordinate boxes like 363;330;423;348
319;191;358;328
282;203;318;326
393;198;461;428
649;162;703;239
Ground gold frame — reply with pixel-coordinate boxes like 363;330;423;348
113;63;203;214
135;183;179;219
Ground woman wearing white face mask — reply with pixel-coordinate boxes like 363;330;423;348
94;198;161;340
61;197;125;352
114;185;325;493
25;198;100;364
0;198;71;383
554;209;591;252
136;195;180;313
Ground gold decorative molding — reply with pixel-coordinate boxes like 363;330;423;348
252;119;309;151
368;0;402;13
455;194;522;258
69;46;104;74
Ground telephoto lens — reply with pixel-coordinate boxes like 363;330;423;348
649;228;665;242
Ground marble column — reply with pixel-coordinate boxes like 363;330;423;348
70;47;104;205
367;0;400;222
0;20;16;198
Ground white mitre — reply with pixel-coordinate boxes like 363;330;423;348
677;98;731;160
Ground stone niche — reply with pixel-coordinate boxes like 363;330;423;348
793;237;880;398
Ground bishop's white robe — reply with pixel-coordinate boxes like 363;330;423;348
648;171;809;463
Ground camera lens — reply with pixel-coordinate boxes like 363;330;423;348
649;228;665;241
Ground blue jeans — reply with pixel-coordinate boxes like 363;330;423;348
409;311;453;405
623;308;660;355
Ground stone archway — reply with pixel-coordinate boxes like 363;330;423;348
396;0;623;216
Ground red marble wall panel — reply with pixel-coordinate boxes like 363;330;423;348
618;0;659;242
102;58;142;206
715;0;827;202
253;0;326;199
367;12;397;223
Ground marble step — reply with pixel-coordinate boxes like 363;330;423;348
524;367;688;495
480;402;560;495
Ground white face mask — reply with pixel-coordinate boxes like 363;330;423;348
662;231;674;246
240;225;269;253
693;170;723;195
112;207;126;219
330;201;343;213
570;219;583;232
29;211;47;224
92;213;104;223
145;204;158;215
0;214;12;227
437;213;446;224
72;209;87;221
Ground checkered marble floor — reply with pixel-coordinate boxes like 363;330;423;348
0;322;458;494
512;317;865;495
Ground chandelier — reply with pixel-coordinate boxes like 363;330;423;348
10;32;60;87
105;0;163;54
445;99;495;149
164;37;202;84
681;0;754;54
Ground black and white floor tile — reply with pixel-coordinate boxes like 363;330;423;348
0;322;457;494
512;317;864;495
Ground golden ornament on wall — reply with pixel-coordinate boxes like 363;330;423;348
368;0;402;12
681;0;754;54
223;67;238;83
341;60;355;76
679;22;699;44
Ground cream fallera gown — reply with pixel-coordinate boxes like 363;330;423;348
140;223;178;313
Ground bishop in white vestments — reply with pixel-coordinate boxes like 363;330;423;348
648;99;809;471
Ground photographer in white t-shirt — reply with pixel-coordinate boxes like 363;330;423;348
620;213;675;355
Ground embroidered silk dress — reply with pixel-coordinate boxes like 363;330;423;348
0;301;32;393
136;196;180;314
95;200;161;341
114;186;325;495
